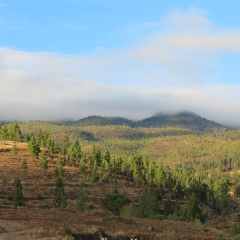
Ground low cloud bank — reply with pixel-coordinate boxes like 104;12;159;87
0;8;240;126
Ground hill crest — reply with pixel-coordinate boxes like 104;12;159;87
73;111;228;133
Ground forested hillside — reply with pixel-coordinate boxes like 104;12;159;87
0;120;240;239
16;120;240;168
70;111;229;133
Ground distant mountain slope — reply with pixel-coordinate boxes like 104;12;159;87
136;111;227;132
73;111;228;133
73;116;135;127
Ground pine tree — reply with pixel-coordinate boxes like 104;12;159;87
180;194;206;223
46;136;55;157
186;194;201;221
131;156;145;186
37;129;43;146
136;187;162;218
56;154;64;167
155;164;167;187
79;158;86;173
58;166;64;177
163;198;175;216
56;154;64;177
62;131;70;156
27;135;40;158
11;143;18;155
90;160;98;183
68;140;82;166
146;161;156;186
213;178;231;217
95;147;102;166
173;181;184;198
76;188;87;212
21;159;28;172
8;121;23;142
53;178;67;208
1;125;9;141
54;167;59;177
39;150;48;170
103;149;111;163
13;178;25;207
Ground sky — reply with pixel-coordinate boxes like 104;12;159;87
0;0;240;126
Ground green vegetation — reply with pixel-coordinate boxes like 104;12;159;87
2;119;240;235
101;189;130;215
53;178;67;208
39;150;49;170
136;187;162;218
13;178;25;207
27;135;40;157
179;194;207;223
55;154;64;177
64;227;72;235
8;121;23;142
21;159;28;172
68;140;82;166
70;111;224;132
76;187;88;213
0;121;23;142
11;143;18;155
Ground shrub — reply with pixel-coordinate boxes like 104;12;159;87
234;234;240;240
64;227;72;235
120;205;137;218
101;189;130;215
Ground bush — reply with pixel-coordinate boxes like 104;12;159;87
101;189;130;215
216;234;225;240
234;234;240;240
120;205;137;218
64;227;72;235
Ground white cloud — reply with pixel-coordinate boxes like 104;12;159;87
0;8;240;126
163;8;213;31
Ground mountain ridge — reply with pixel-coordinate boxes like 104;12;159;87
72;111;229;133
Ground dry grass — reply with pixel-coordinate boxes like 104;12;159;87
0;141;226;239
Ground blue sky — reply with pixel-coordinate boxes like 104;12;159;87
1;1;240;54
0;0;240;125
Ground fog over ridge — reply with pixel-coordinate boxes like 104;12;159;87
0;8;240;127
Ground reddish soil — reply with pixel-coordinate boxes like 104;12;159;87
0;141;230;239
